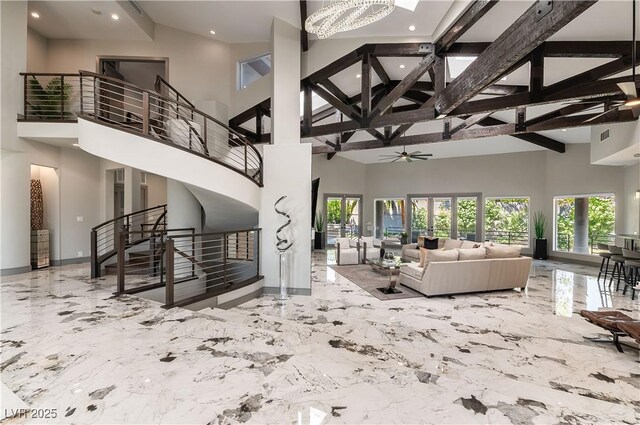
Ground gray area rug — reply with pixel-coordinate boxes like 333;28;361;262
329;264;424;301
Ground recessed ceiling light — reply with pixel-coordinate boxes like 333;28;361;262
399;64;405;69
111;13;119;20
31;12;40;18
72;143;79;147
91;8;102;15
562;129;567;132
408;25;415;31
356;74;361;79
209;30;216;35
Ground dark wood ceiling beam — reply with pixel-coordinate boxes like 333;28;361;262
524;100;604;127
434;1;597;116
300;0;309;52
543;55;635;95
307;50;362;83
366;43;435;57
361;54;372;118
529;46;544;97
450;112;493;133
541;41;639;58
477;116;565;153
435;0;498;53
311;82;361;121
369;54;436;119
312;109;637;154
369;55;391;85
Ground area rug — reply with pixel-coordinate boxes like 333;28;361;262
328;264;423;301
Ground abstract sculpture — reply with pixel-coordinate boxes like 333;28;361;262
274;196;293;301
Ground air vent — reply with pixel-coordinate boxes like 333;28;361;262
600;128;610;142
128;0;143;15
115;169;125;183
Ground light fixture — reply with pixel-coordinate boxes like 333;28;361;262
305;0;395;39
408;25;415;31
209;30;216;35
399;64;405;69
636;189;640;199
91;8;102;15
111;13;119;20
72;143;79;147
356;74;362;79
562;129;567;132
30;11;40;18
625;97;640;107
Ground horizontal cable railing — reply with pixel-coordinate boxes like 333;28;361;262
555;233;615;254
77;71;263;186
114;228;261;308
485;230;529;247
90;205;167;278
20;73;81;120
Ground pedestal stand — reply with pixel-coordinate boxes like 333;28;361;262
274;250;291;302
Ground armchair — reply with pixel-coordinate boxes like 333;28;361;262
360;236;381;263
336;237;360;265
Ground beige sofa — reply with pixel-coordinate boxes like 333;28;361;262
399;243;532;297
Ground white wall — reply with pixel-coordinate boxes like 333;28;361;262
591;121;640;165
146;172;167;209
623;163;640;235
313;144;628;262
229;42;271;117
44;24;232;107
27;27;48;72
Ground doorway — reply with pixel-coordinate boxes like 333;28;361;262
324;194;363;247
97;56;169;123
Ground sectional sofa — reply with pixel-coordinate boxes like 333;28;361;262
398;238;532;297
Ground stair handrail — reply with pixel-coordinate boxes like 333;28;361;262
155;75;195;109
91;204;167;232
78;70;263;186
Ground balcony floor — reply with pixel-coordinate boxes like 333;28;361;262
1;255;638;424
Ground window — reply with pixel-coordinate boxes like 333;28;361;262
410;198;429;242
432;198;451;238
554;194;615;254
456;197;477;240
238;53;271;90
484;197;530;247
374;199;405;239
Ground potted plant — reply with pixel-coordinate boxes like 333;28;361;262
400;231;408;245
27;76;73;119
314;212;325;250
533;211;548;260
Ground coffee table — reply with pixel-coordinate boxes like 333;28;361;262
367;257;405;294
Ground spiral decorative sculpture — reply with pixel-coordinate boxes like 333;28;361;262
274;196;293;253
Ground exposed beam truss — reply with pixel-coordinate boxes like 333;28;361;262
230;0;640;155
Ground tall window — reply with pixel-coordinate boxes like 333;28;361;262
432;198;451;238
410;198;429;242
374;199;405;239
457;197;477;240
238;54;271;90
485;197;530;247
554;195;615;254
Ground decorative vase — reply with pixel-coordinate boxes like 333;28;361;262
534;238;548;260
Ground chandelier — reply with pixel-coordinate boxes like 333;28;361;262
305;0;395;39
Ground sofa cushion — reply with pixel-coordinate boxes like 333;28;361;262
485;245;522;258
337;237;352;249
460;240;481;249
443;238;463;250
429;249;459;262
401;263;425;280
458;247;486;261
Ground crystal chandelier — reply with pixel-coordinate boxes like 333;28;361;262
305;0;395;39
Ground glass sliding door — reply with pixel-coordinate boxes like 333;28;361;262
409;194;481;242
324;194;363;247
374;199;405;239
432;197;452;238
553;194;615;254
456;197;478;241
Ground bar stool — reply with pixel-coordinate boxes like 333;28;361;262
597;243;612;283
622;249;640;300
608;245;627;291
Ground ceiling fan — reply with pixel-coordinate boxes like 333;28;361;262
379;146;433;162
585;0;640;122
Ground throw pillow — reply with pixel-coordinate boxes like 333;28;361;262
443;238;463;250
417;236;425;247
428;249;459;262
458;247;486;261
424;237;439;250
460;240;481;249
485;245;522;258
337;237;352;249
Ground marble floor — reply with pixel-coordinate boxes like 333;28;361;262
1;254;639;424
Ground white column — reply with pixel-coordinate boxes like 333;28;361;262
259;18;312;294
0;1;29;273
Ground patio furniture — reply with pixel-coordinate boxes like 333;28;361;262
580;310;639;352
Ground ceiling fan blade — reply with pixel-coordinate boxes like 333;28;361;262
583;107;619;123
413;157;429;161
391;158;401;162
411;153;433;157
407;151;422;155
617;82;637;98
378;155;399;158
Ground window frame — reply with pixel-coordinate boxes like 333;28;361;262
237;53;271;91
483;196;531;248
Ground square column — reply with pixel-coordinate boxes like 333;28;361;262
259;18;312;294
